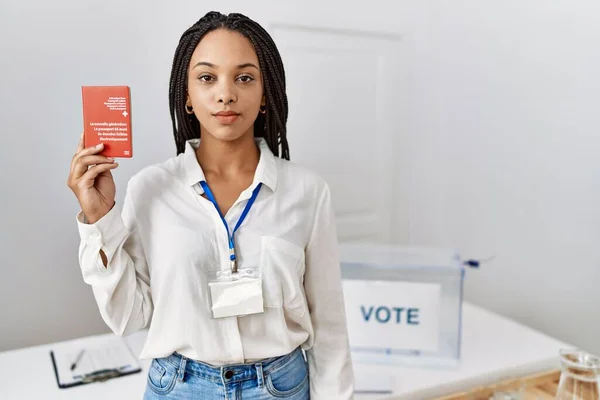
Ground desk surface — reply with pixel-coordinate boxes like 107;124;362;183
0;302;571;400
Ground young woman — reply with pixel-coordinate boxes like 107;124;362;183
67;11;354;399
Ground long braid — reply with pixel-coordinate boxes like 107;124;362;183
240;22;289;159
168;11;290;159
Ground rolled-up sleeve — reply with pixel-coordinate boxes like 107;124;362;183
303;183;354;399
76;180;153;336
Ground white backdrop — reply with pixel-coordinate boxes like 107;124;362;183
1;0;598;358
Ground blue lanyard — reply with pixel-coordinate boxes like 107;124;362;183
199;181;262;273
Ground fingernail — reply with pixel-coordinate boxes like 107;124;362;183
95;143;103;148
108;157;115;162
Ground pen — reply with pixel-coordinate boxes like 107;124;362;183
70;349;85;371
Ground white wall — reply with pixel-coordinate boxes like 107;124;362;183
1;0;598;359
406;1;600;356
0;0;177;350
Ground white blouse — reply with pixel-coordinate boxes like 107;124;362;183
76;138;354;398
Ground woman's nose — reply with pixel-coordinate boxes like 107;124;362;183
217;81;237;106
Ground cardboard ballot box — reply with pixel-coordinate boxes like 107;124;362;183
340;243;465;368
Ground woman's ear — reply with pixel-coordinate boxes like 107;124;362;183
261;96;266;107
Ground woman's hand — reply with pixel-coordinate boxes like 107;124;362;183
67;134;119;224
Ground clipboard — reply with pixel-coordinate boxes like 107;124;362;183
49;333;142;389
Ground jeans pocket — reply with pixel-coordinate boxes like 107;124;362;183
265;351;309;398
146;358;177;395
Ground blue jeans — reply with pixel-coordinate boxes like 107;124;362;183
143;347;310;399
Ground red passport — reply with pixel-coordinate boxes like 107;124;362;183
82;86;133;158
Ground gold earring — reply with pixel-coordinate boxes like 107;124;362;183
259;105;267;114
185;105;194;114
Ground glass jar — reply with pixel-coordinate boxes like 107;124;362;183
555;349;600;400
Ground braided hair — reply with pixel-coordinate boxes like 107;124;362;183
169;11;289;160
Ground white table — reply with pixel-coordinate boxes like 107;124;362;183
0;302;572;400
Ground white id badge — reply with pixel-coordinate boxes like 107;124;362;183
209;269;264;319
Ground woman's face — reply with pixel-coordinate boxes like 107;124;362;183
186;28;265;142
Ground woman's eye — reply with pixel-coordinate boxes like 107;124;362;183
198;75;214;82
237;75;254;83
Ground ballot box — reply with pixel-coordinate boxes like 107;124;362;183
340;243;465;368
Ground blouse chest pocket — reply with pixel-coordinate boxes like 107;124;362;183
260;236;307;317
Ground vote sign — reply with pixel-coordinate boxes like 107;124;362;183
343;280;441;354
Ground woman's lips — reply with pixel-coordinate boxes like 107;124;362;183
214;114;239;124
